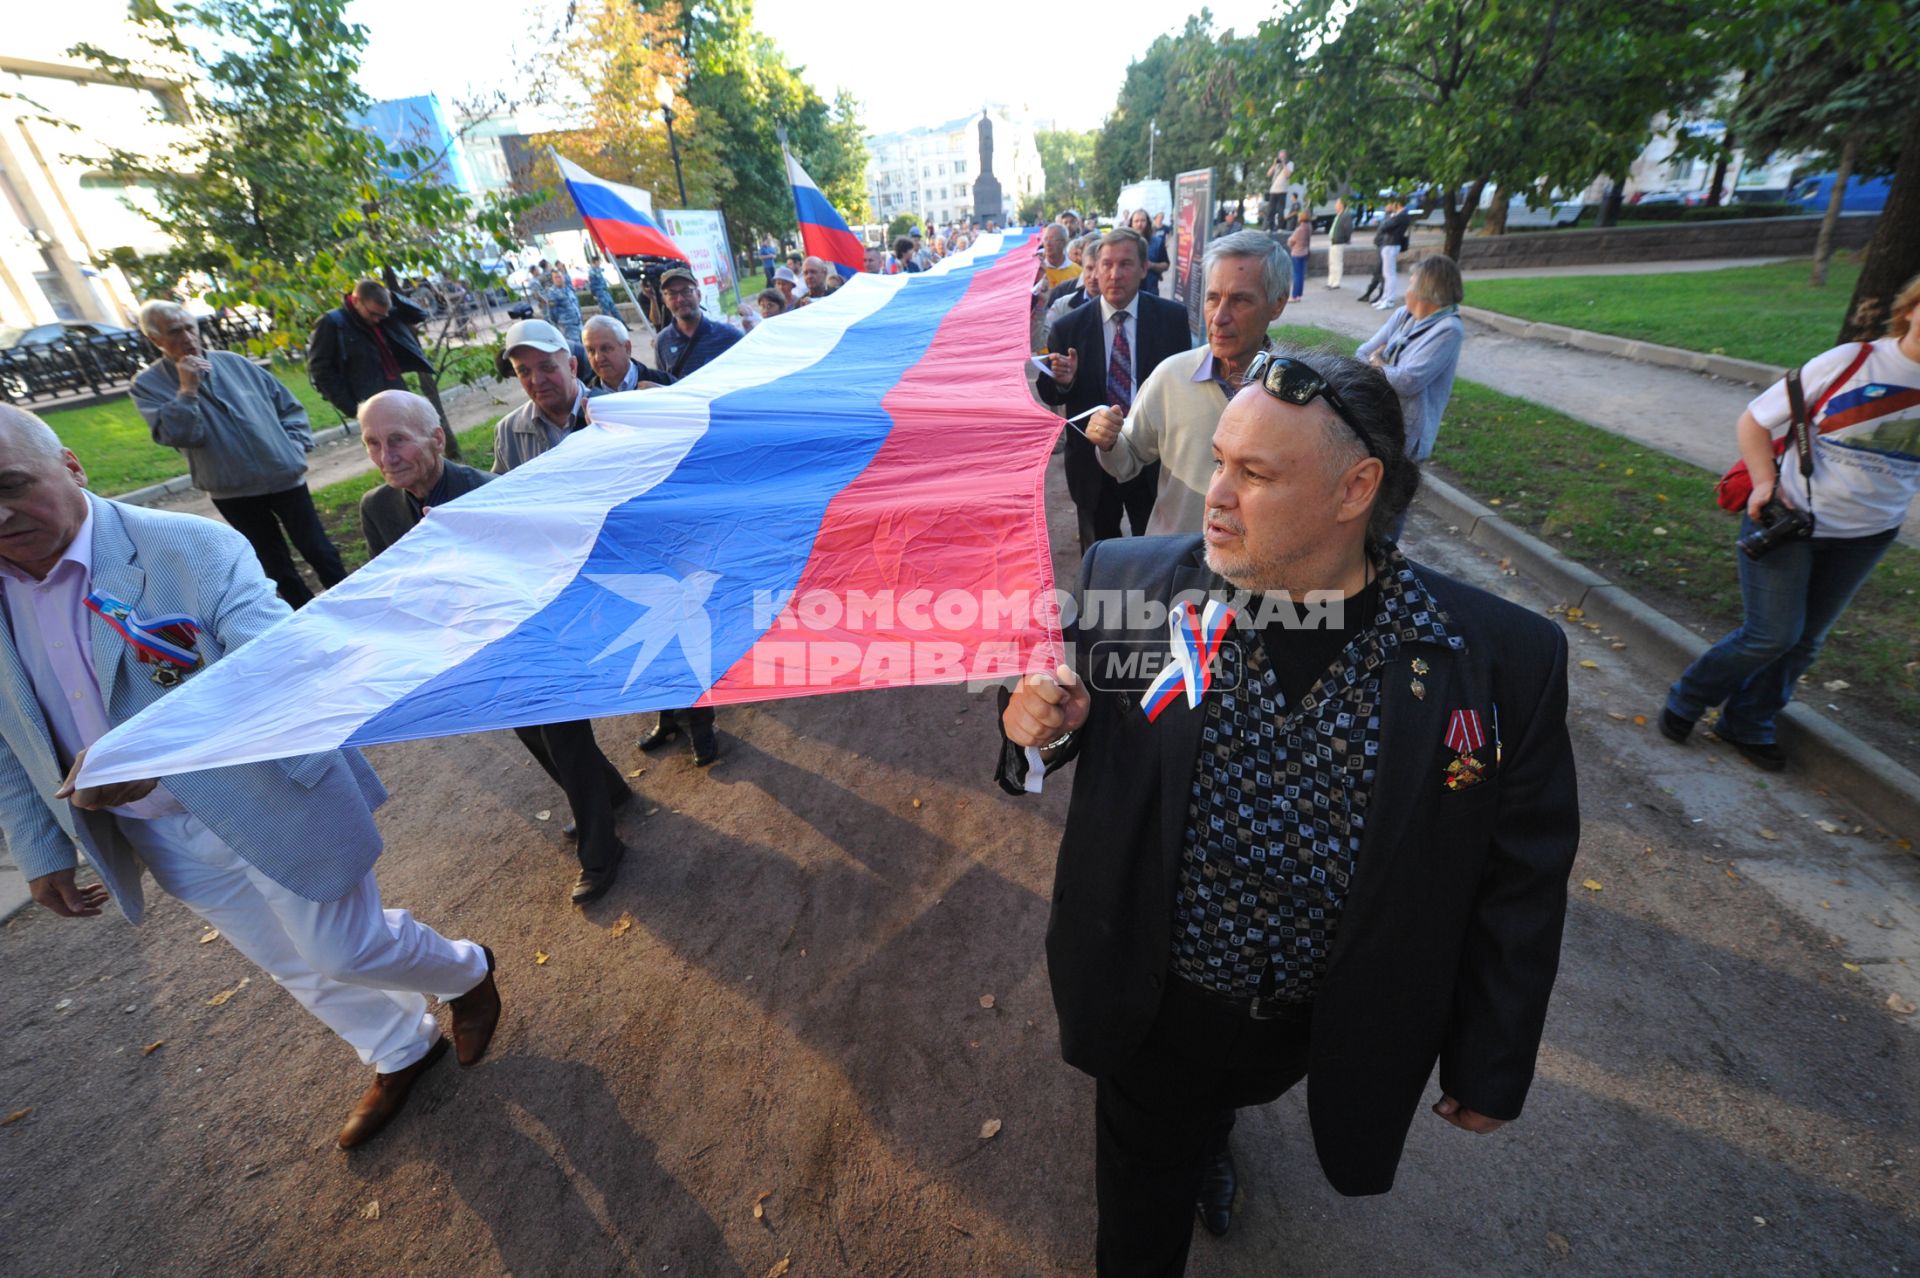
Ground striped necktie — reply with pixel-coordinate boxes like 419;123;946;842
1108;310;1133;411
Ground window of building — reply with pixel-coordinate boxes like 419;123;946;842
955;160;967;175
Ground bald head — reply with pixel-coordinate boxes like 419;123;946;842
359;391;447;499
0;406;90;579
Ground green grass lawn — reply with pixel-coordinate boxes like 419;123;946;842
39;360;351;497
309;419;499;572
1463;256;1864;369
1273;321;1920;726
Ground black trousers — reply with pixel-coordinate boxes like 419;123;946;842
1263;193;1286;231
512;720;632;871
210;484;347;609
1358;258;1386;303
1094;976;1312;1278
1067;432;1161;555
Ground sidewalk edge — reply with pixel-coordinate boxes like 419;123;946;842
1418;472;1919;841
1458;305;1783;389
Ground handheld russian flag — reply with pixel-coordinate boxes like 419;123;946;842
552;151;686;261
76;233;1069;785
783;147;865;280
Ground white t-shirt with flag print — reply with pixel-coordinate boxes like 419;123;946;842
1748;337;1920;538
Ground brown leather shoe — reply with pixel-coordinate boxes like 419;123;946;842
337;1036;448;1150
449;945;500;1067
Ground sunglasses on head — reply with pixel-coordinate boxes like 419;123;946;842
1242;351;1377;460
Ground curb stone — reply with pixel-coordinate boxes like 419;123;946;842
1417;472;1920;841
113;422;357;508
1459;305;1783;389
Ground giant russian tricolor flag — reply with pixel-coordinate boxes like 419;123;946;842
785;149;865;280
553;151;686;260
77;233;1062;786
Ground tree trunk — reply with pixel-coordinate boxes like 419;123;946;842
1484;183;1510;236
1705;142;1731;208
1811;133;1856;288
1597;171;1627;228
1839;99;1920;342
1441;179;1485;261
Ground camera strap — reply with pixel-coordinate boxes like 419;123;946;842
1784;368;1815;523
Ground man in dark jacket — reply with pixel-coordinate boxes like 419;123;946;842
999;349;1578;1277
309;280;461;458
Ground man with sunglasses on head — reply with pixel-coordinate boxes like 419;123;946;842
997;349;1579;1276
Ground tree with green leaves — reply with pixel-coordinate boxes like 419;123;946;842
72;0;532;379
1036;128;1098;217
1229;0;1711;259
1091;14;1247;215
1721;0;1920;327
640;0;866;253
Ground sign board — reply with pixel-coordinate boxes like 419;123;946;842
1172;168;1215;345
661;209;740;325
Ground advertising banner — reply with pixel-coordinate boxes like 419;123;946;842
1172;168;1215;345
661;209;740;324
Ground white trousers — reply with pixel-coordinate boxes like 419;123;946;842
118;812;488;1074
1328;244;1347;287
1380;245;1402;302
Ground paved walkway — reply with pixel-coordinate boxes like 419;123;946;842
1279;280;1920;546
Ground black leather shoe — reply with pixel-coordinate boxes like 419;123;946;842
1726;736;1787;772
691;725;719;767
1196;1147;1237;1237
1658;708;1693;744
637;719;681;753
571;844;628;904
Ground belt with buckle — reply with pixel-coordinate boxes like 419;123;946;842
1174;972;1303;1022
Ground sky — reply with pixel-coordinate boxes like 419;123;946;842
348;0;1287;135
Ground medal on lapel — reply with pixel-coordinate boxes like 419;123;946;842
83;591;203;687
1141;599;1235;722
1443;708;1488;790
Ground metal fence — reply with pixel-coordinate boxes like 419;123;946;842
0;313;277;407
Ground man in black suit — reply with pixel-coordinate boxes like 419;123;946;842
999;349;1579;1277
1037;228;1194;553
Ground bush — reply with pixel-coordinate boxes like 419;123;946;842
1616;201;1805;222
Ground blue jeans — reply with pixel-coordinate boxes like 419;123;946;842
1666;519;1897;743
1290;253;1308;299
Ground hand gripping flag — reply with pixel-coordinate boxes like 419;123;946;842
553;151;686;260
77;233;1064;785
784;148;865;280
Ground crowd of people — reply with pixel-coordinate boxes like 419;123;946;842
6;158;1917;1277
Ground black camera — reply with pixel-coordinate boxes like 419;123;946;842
1739;496;1815;560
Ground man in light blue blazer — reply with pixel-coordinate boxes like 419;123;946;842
0;405;502;1151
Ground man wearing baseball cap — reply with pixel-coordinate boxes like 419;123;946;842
490;318;638;904
652;266;741;386
639;267;740;766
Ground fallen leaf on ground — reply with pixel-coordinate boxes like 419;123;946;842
1546;1230;1572;1258
912;798;922;809
609;914;633;938
534;810;552;822
1816;820;1842;834
980;1118;1003;1140
1581;879;1604;892
360;1200;381;1220
753;1190;771;1220
1842;963;1863;973
198;929;220;944
534;951;550;965
142;1040;165;1056
979;994;995;1009
1820;900;1832;909
1758;829;1778;841
1651;526;1668;536
1889;995;1918;1016
626;767;647;778
1824;680;1850;692
1497;558;1512;571
1;1108;30;1127
1725;867;1740;881
1565;607;1584;620
1610;642;1627;650
764;1257;791;1278
207;977;250;1007
1578;660;1599;670
1607;711;1629;722
1632;715;1647;727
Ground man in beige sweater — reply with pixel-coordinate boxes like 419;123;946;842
1087;231;1290;536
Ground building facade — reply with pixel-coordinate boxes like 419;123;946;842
864;107;1045;229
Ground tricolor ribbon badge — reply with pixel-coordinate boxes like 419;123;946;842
1445;708;1486;754
1141;599;1235;722
83;591;203;672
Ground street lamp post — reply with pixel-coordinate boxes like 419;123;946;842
1147;118;1161;179
657;78;688;206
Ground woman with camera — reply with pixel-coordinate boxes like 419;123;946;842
1662;273;1920;770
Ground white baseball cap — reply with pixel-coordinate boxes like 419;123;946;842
502;318;569;355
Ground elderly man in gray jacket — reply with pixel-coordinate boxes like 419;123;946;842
0;405;500;1150
130;300;346;608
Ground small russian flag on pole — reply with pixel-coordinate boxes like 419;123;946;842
552;151;687;261
783;146;866;280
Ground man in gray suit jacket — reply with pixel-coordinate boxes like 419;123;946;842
0;405;501;1151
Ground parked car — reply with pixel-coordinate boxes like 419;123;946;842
0;319;150;403
0;319;140;350
1791;172;1892;215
